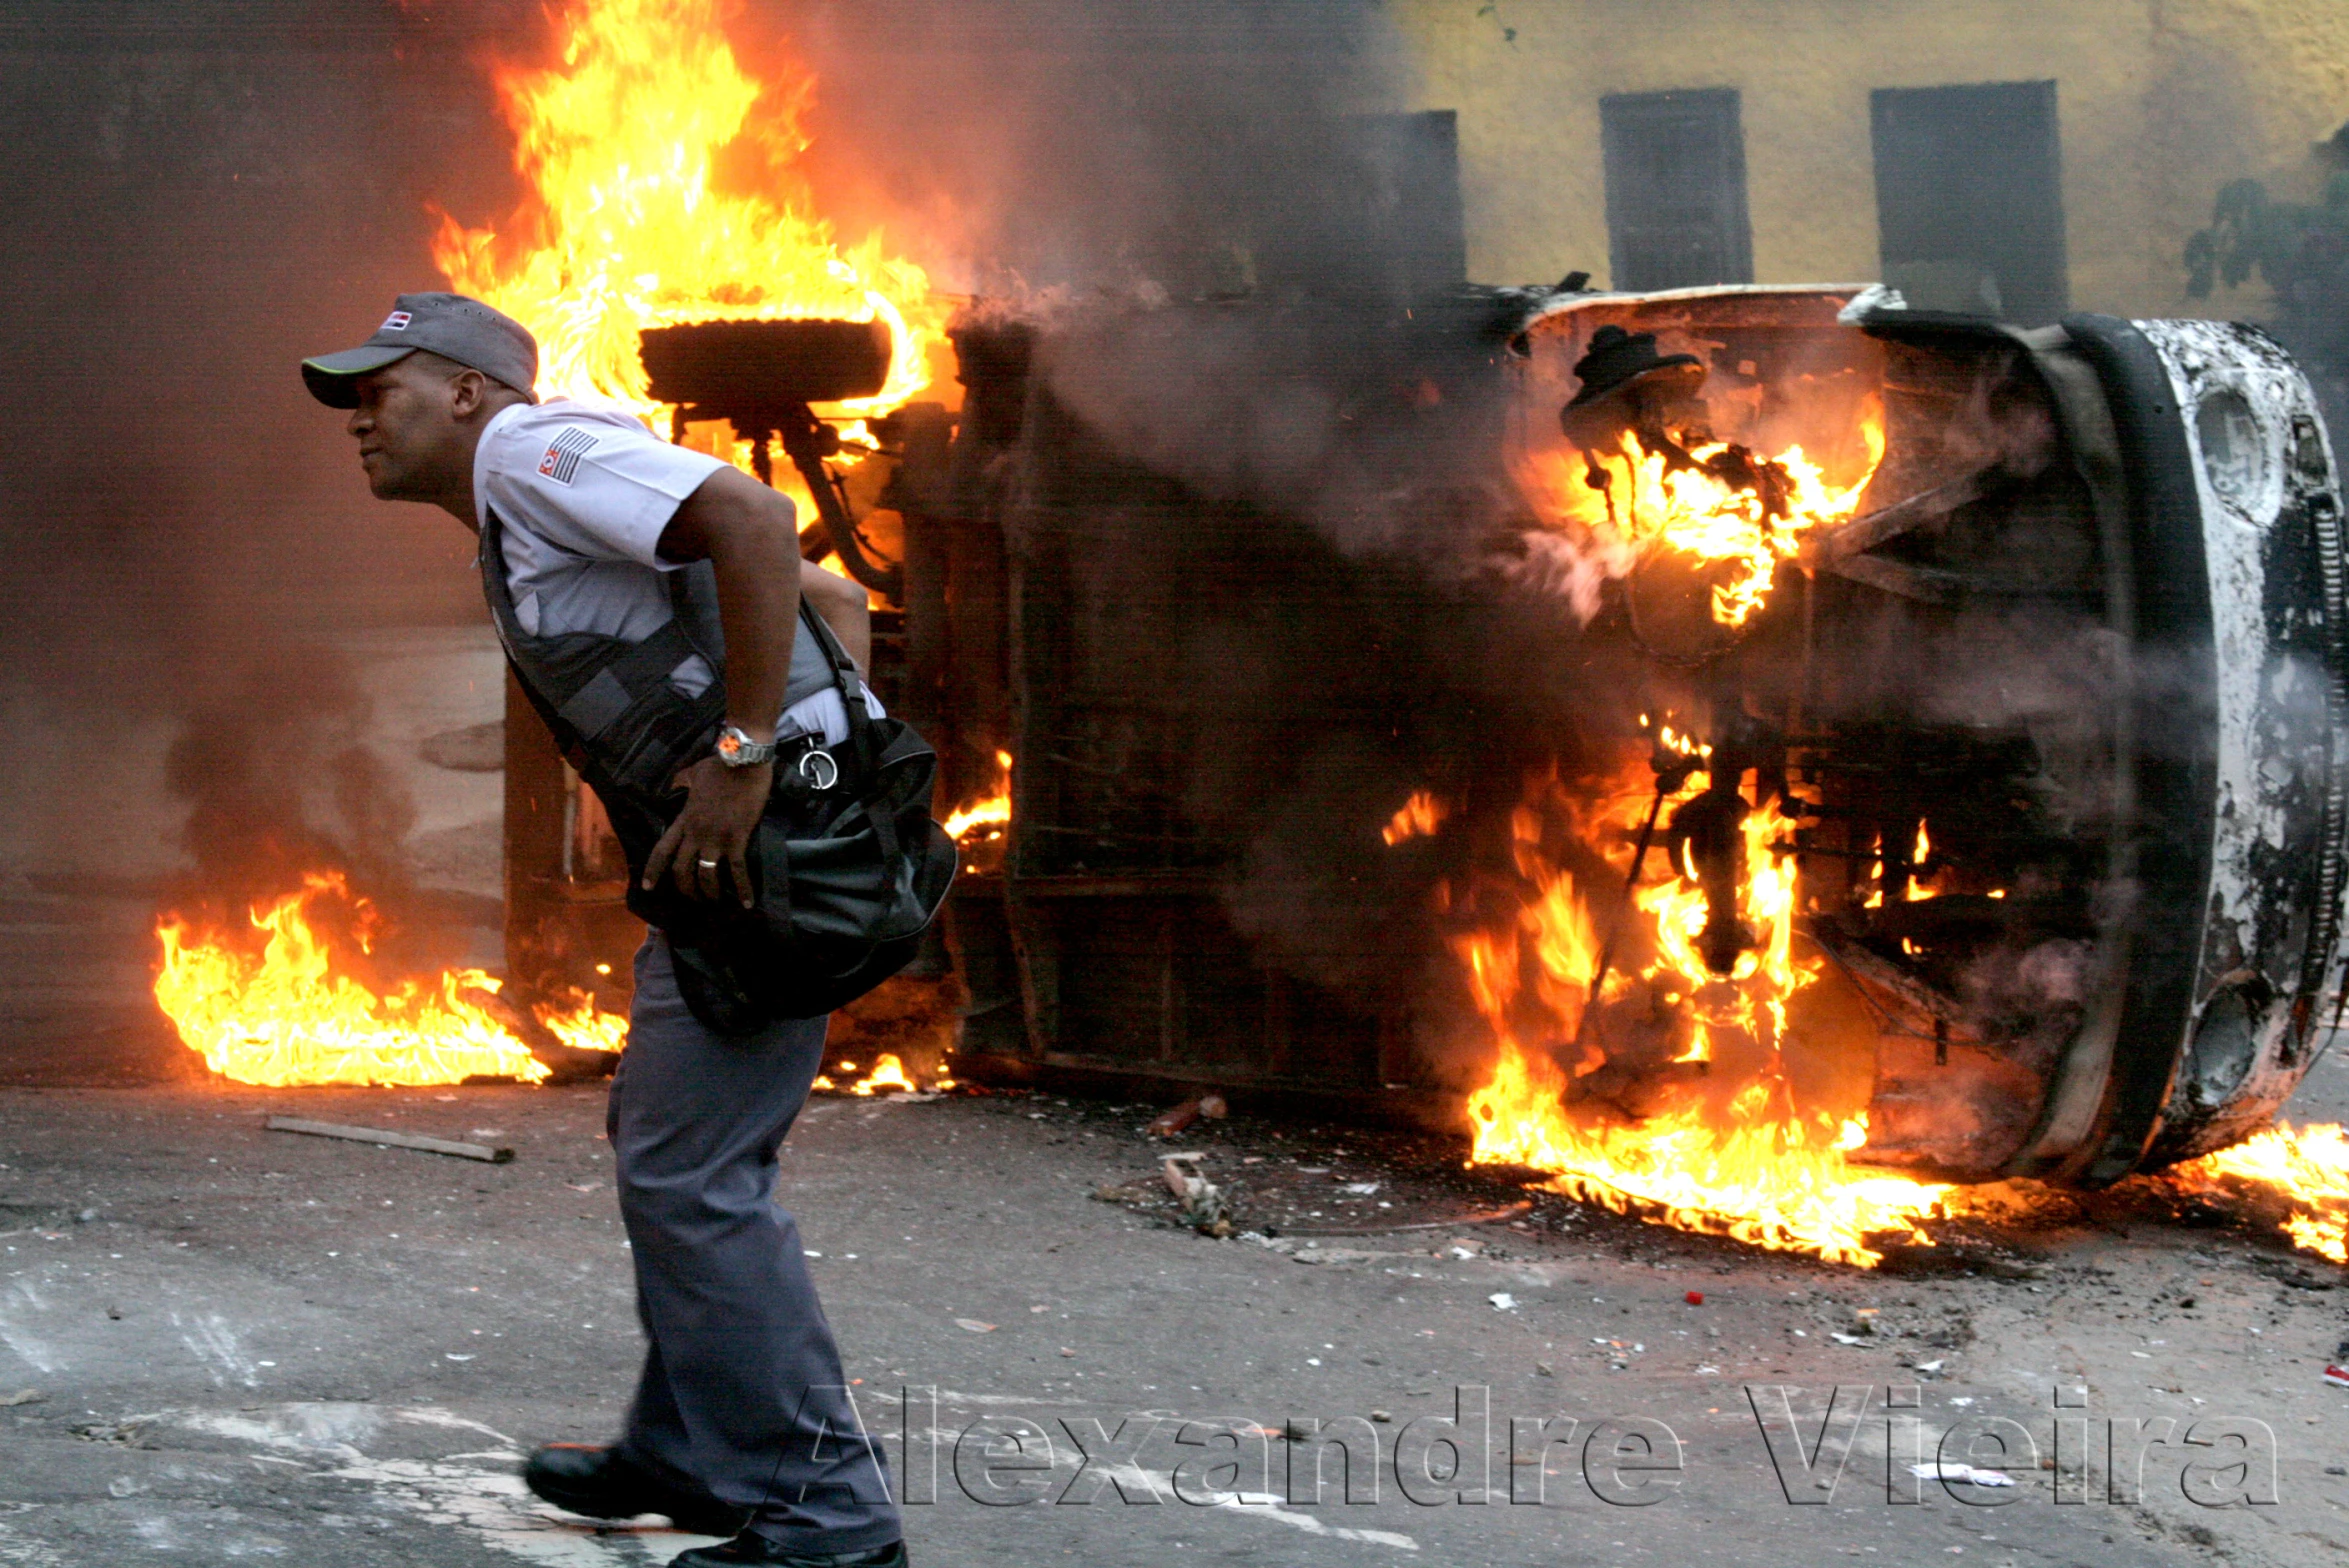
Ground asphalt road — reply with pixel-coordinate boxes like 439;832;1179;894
3;1066;2349;1567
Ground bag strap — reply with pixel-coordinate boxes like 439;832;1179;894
794;602;908;866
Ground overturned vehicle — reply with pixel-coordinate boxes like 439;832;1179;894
930;283;2347;1193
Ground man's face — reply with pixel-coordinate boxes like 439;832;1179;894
345;354;472;503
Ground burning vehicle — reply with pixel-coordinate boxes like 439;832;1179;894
841;279;2345;1263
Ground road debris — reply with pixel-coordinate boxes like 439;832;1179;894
1147;1101;1203;1137
1911;1462;2014;1487
1162;1153;1232;1236
954;1319;997;1333
262;1116;514;1164
1488;1292;1518;1311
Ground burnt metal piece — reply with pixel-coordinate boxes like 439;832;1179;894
1560;324;1707;451
1808;470;1998;564
1803;918;1984;1044
1668;785;1752;976
640;317;890;408
639;317;904;600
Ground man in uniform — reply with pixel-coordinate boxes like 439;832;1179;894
301;293;905;1568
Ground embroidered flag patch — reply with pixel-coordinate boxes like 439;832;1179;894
380;310;413;331
537;428;599;485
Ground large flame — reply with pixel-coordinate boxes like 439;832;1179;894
152;874;621;1088
430;0;946;437
1526;415;1884;628
1460;765;1955;1268
2168;1123;2349;1264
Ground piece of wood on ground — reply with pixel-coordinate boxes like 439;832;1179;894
262;1116;514;1164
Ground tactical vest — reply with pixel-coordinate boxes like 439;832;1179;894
479;507;956;1031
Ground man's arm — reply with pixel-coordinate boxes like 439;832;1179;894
639;466;801;906
799;559;872;672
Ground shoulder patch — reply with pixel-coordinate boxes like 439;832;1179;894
536;427;599;486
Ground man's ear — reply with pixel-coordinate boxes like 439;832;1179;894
448;368;489;420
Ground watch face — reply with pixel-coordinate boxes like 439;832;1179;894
717;730;741;761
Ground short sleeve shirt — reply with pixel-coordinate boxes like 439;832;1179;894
473;396;876;740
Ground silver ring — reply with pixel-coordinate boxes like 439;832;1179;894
797;748;840;790
697;858;720;869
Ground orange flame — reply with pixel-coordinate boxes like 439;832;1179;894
813;1051;953;1096
1383;791;1450;846
153;874;582;1087
1526;412;1884;628
2168;1123;2349;1264
942;751;1014;876
1461;765;1955;1268
942;751;1014;842
429;0;946;445
532;985;632;1055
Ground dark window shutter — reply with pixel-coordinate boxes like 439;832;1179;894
1870;81;2069;325
1600;88;1754;292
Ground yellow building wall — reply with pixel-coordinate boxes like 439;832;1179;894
1387;0;2349;319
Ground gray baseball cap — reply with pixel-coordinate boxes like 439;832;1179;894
301;292;538;408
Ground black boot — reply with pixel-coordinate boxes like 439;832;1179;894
671;1534;907;1567
521;1444;749;1539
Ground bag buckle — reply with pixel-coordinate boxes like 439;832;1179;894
797;747;840;790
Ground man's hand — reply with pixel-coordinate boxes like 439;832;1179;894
643;757;774;907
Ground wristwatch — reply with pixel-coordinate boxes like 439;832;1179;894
713;724;778;768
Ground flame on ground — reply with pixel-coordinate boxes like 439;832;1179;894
1468;1044;1952;1269
534;985;632;1055
811;1052;953;1096
154;874;625;1088
1460;768;1956;1268
430;0;947;463
2167;1123;2349;1264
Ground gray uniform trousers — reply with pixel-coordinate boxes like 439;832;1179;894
608;933;902;1553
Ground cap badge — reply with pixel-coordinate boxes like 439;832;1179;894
381;310;413;331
